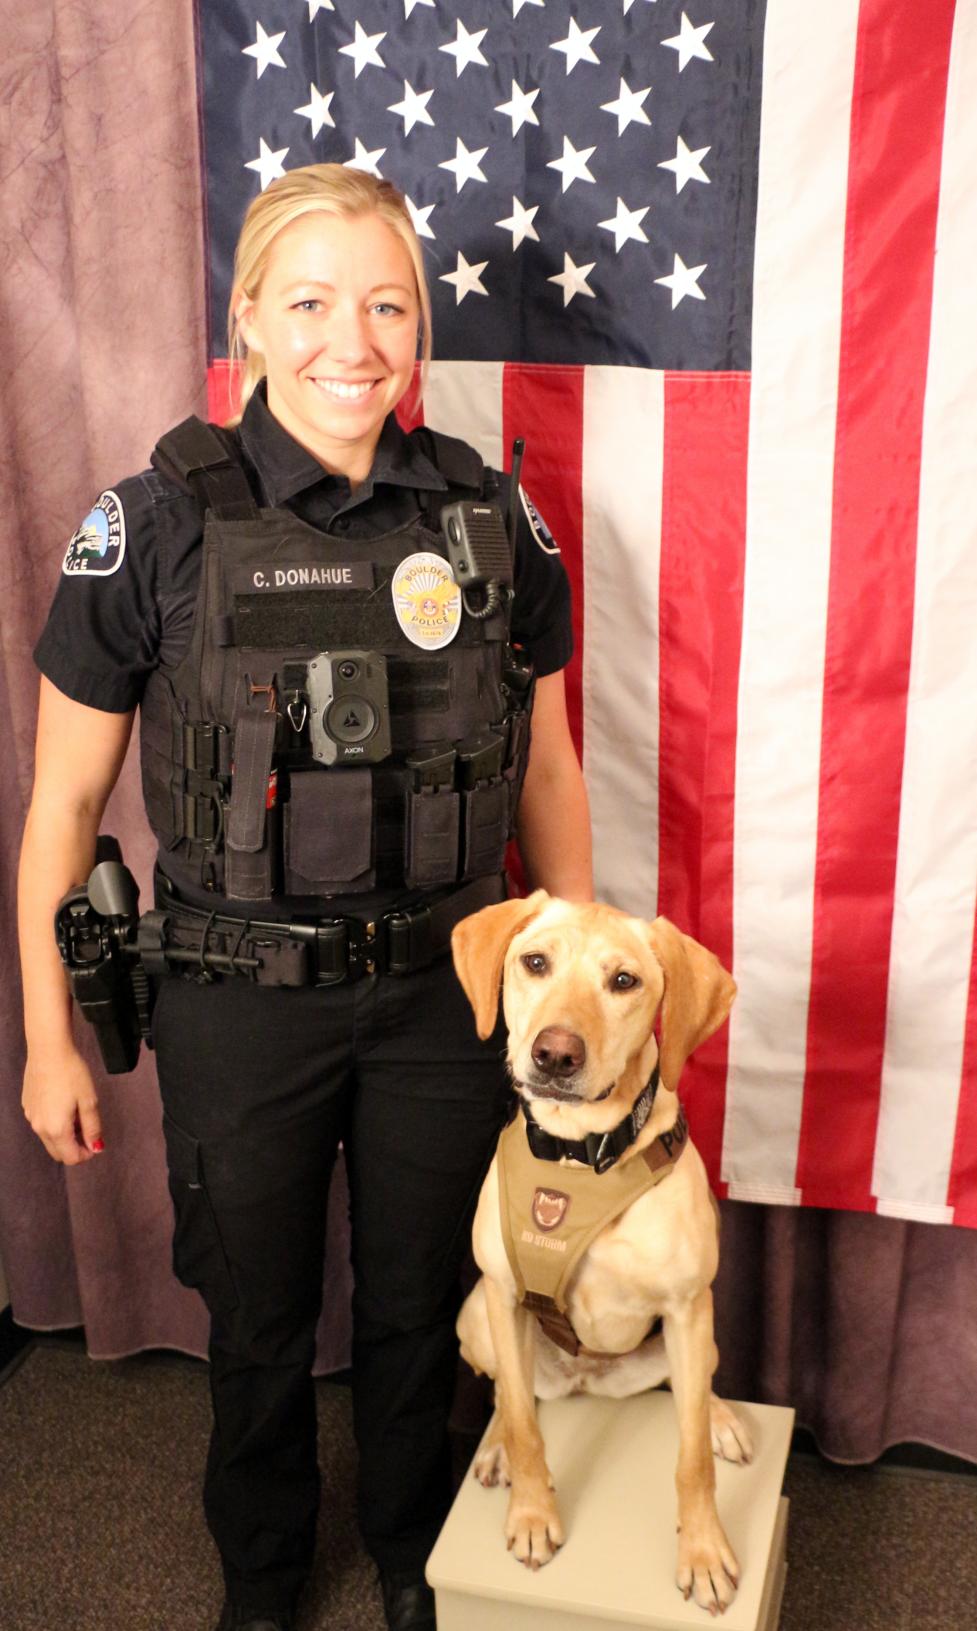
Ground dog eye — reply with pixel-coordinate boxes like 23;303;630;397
521;953;549;976
611;971;641;992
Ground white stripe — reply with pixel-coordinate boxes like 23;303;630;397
726;1180;802;1207
582;368;664;919
873;3;977;1213
421;360;505;472
721;0;860;1193
876;1197;954;1226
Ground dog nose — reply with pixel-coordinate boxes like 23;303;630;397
531;1027;587;1079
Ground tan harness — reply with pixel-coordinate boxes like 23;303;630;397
496;1105;689;1357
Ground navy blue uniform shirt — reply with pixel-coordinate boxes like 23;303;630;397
35;386;573;711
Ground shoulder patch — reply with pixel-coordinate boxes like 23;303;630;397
62;491;126;577
519;487;560;555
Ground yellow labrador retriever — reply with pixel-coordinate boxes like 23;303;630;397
452;892;753;1617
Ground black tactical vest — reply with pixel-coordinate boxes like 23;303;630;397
139;417;534;908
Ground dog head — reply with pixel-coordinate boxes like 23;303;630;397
451;894;736;1138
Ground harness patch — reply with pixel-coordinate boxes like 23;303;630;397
391;551;462;650
233;562;374;593
532;1187;570;1232
62;492;126;577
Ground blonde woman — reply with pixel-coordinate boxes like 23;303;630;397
19;166;591;1631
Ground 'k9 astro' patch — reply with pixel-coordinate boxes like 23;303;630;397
62;492;126;577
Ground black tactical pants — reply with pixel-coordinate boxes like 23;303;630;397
153;954;509;1620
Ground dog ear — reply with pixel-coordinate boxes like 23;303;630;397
451;891;550;1039
645;918;736;1090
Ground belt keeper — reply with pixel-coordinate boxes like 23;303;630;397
314;921;350;986
137;909;171;978
385;907;431;975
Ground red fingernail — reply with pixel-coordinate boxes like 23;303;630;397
91;1138;105;1152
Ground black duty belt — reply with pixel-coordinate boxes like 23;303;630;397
144;872;505;988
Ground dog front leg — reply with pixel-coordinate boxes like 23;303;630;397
664;1289;739;1615
484;1277;565;1569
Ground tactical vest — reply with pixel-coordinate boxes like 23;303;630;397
138;417;534;906
496;1106;689;1356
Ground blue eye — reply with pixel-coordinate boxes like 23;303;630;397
293;299;321;313
372;301;403;317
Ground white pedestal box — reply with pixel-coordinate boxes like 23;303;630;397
427;1394;794;1631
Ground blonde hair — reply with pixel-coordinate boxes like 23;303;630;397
226;165;432;425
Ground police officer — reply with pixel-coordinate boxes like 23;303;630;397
19;167;591;1631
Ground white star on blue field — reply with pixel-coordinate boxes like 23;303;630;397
208;1;765;369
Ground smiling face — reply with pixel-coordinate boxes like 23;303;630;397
235;210;420;483
501;901;666;1125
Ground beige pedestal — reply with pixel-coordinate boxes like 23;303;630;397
427;1395;794;1631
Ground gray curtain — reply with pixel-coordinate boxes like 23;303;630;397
2;0;975;1456
0;0;352;1372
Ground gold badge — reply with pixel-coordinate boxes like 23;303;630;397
532;1188;570;1232
391;551;462;650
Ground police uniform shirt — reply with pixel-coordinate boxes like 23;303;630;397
35;384;574;716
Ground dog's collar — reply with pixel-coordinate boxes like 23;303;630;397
520;1064;664;1175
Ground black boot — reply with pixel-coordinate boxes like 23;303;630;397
378;1569;437;1631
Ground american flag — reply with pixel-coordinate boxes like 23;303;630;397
199;0;977;1227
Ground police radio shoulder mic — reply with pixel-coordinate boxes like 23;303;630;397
440;500;514;620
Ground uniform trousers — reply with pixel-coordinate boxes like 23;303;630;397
153;951;509;1620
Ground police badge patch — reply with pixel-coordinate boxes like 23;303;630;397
518;488;560;555
62;492;126;577
391;551;462;650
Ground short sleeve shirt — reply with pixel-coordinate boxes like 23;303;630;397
34;388;574;713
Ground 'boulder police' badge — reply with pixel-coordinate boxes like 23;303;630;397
62;492;126;577
391;551;461;650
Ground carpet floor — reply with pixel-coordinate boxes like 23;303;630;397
1;1341;974;1630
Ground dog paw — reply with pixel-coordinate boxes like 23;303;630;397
709;1396;754;1464
676;1522;740;1616
505;1490;565;1570
474;1439;511;1487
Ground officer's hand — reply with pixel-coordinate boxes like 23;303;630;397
22;1046;105;1166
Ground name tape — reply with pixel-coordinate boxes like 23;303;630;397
234;562;375;593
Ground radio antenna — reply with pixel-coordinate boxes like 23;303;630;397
508;437;525;568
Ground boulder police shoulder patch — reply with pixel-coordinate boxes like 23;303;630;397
519;487;560;555
62;492;126;577
391;551;462;650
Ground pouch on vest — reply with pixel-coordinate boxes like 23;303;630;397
284;769;375;894
458;729;510;880
404;743;460;888
462;782;510;879
225;709;277;901
404;787;460;888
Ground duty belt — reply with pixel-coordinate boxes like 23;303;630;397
144;872;505;988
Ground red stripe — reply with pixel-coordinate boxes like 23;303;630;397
948;907;977;1223
502;365;585;755
396;362;425;432
207;360;241;424
657;374;750;1191
794;0;954;1208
